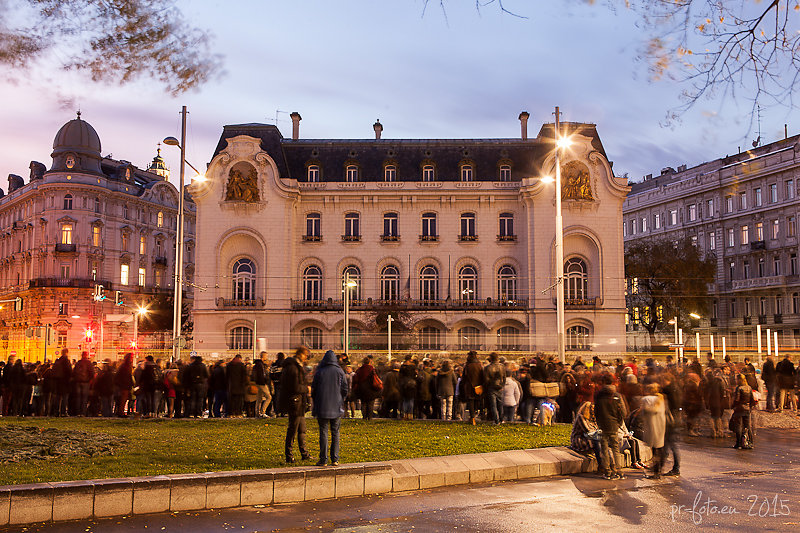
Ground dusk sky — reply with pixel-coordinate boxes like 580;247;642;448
2;0;798;191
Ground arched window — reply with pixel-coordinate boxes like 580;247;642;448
458;265;477;300
419;326;442;350
566;325;590;350
303;265;322;300
381;265;400;301
346;165;359;182
460;164;473;182
422;165;435;182
232;258;255;301
420;265;439;301
63;194;73;210
458;326;481;350
228;326;253;350
497;265;517;301
497;326;520;350
342;265;361;300
384;165;396;182
565;258;588;301
157;211;164;228
307;165;320;182
499;165;512;182
300;326;323;349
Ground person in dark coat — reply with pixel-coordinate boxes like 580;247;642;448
682;373;704;436
114;353;135;417
353;357;381;419
311;350;349;466
435;360;458;421
661;373;682;476
184;356;210;418
270;352;286;416
416;359;434;419
594;376;626;479
775;355;797;412
278;347;312;463
8;359;26;416
761;355;777;411
252;357;272;417
399;355;417;419
208;361;227;418
137;355;158;417
731;373;755;449
94;360;115;417
72;351;95;416
381;363;402;418
51;348;72;416
483;352;506;424
705;370;727;437
226;354;248;417
462;351;485;424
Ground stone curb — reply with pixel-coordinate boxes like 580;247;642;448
0;444;651;526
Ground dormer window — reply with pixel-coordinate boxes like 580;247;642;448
65;155;75;169
499;165;511;182
384;165;396;182
422;165;435;182
460;165;473;182
63;194;73;210
307;165;320;182
346;165;359;182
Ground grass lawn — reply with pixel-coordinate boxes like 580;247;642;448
0;417;571;485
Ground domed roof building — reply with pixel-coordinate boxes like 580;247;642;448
0;113;195;362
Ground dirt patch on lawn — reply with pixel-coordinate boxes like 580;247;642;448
0;425;125;463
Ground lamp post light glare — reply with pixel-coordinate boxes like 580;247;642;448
689;312;701;319
133;306;149;350
343;273;358;358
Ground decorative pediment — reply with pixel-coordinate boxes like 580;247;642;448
57;215;77;224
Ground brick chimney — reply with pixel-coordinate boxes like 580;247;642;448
373;119;383;140
290;112;302;140
518;111;530;140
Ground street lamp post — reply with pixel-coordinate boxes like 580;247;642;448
387;315;394;362
553;106;566;362
343;272;357;358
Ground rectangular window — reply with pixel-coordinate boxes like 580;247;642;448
139;236;146;255
631;219;637;235
654;213;661;229
745;298;752;316
499;213;514;238
741;225;749;245
499;166;511;181
756;221;764;241
460;165;473;182
422;166;435;182
307;165;320;182
774;256;781;276
688;204;697;221
61;224;73;245
776;296;783;315
758;257;765;277
344;214;360;238
421;213;437;238
91;262;97;280
792;254;798;275
60;264;70;279
794;293;800;314
727;228;735;247
730;298;737;318
743;261;751;279
770;183;778;203
708;232;716;251
789;216;797;237
121;232;129;251
641;217;647;232
772;219;780;239
92;226;101;247
754;187;762;206
740;191;747;209
306;213;321;238
138;267;146;286
58;302;68;315
729;261;736;280
57;332;67;347
786;179;795;199
669;209;677;225
726;195;733;213
691;235;698;247
706;199;714;217
120;264;129;286
460;213;476;238
383;213;398;237
622;222;627;237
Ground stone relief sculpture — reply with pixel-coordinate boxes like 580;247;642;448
561;161;593;201
225;162;260;202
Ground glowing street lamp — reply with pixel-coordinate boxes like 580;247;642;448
133;306;149;350
343;272;358;357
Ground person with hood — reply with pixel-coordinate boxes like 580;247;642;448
279;346;312;463
594;373;626;480
311;350;349;466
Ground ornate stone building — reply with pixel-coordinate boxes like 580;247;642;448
191;113;628;357
624;133;800;351
0;114;195;361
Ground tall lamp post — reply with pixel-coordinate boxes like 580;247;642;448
163;107;205;362
343;272;357;358
387;315;394;362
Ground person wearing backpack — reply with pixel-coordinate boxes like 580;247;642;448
483;352;506;424
353;356;381;420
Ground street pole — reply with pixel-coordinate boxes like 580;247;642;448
134;310;138;349
554;106;566;362
722;336;727;359
344;271;351;358
695;331;700;361
171;106;187;363
710;333;715;358
673;316;679;361
774;330;779;359
387;315;394;362
678;328;684;363
767;328;772;359
757;324;762;367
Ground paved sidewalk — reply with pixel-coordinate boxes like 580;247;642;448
0;443;653;527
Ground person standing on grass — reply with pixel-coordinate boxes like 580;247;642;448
72;351;94;416
226;354;248;418
52;348;72;416
483;352;506;424
311;349;349;466
252;355;272;418
279;346;312;463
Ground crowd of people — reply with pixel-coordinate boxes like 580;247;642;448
1;346;798;468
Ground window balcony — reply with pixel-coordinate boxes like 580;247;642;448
290;297;528;311
302;235;322;242
750;240;766;251
774;313;783;324
710;318;718;327
743;316;752;325
29;277;111;289
381;235;399;242
54;243;76;253
215;297;265;309
341;235;361;242
758;314;768;324
554;297;598;309
419;235;438;242
153;256;168;266
459;235;478;242
497;235;517;242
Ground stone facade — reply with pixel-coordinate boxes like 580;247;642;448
623;133;800;351
191;115;628;357
0;115;195;361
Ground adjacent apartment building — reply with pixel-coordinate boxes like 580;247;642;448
191;112;629;357
0;114;195;361
623;133;800;351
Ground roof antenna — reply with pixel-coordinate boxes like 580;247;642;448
752;105;762;148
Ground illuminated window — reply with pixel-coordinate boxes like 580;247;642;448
120;264;129;285
139;236;146;254
92;226;101;247
61;224;73;245
228;326;253;350
138;267;146;286
566;325;590;350
157;211;164;228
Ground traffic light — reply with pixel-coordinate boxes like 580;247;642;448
115;291;123;306
85;328;94;343
94;284;105;301
130;340;137;349
14;297;22;311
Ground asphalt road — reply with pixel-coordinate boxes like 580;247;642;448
9;428;800;533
